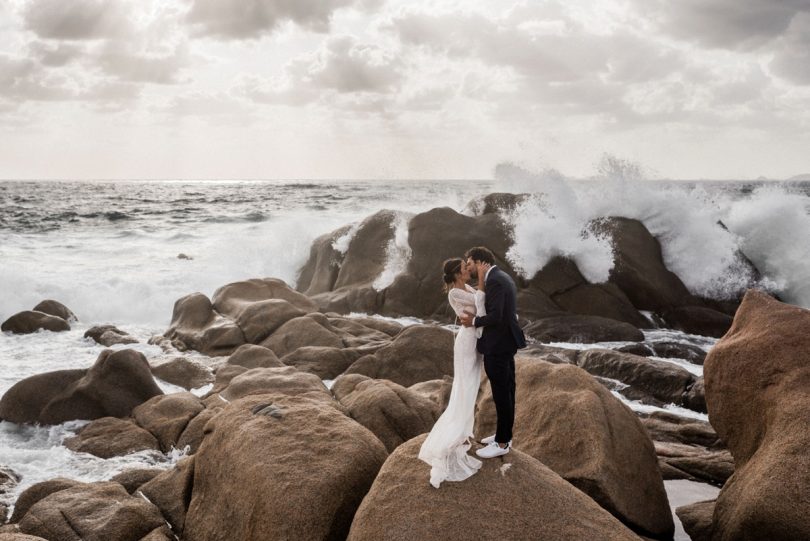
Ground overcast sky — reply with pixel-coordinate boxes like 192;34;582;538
1;0;809;180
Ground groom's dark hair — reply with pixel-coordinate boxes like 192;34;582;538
465;246;495;265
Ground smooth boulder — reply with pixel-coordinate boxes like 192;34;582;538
183;394;388;541
0;349;163;425
524;315;644;344
1;311;69;334
347;435;642;541
703;290;810;540
64;417;160;458
475;359;673;539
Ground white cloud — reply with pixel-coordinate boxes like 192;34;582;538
185;0;357;39
24;0;133;40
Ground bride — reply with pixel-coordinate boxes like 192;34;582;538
418;257;486;488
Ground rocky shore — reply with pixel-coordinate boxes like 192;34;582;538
1;195;806;540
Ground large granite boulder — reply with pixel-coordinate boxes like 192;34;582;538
281;346;359;380
132;392;206;452
475;358;673;539
163;292;245;356
676;500;716;541
150;357;213;390
7;479;83;524
138;457;196;536
661;305;733;338
260;314;345;357
183;393;388;541
212;277;317;317
1;311;69;334
64;417;160;458
215;366;331;403
32;300;76;322
16;482;169;540
0;349;163;425
344;325;454;387
524;315;644;343
226;343;284;369
347;435;642;541
703;290;810;540
332;375;440;452
576;348;695;405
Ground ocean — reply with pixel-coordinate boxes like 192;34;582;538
2;176;810;532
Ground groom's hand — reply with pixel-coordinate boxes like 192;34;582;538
459;311;475;327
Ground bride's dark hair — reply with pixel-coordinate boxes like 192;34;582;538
442;258;464;292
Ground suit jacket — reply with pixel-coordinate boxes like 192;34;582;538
474;266;527;355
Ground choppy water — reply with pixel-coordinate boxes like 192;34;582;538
2;176;810;513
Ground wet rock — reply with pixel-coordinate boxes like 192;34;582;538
182;394;387;541
614;343;655;356
704;290;810;540
150;357;214;390
524;315;644;344
84;324;137;346
576;349;695;405
347;435;642;541
1;311;70;334
661;305;732;338
162;292;246;356
333;375;439;452
32;300;76;322
638;411;722;449
64;417;160;458
344;325;454;387
226;344;284;369
17;482;167;541
683;377;706;413
649;341;707;364
296;225;352;296
133;392;205;452
0;349;162;425
476;359;673;540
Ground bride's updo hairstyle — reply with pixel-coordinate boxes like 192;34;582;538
442;258;464;292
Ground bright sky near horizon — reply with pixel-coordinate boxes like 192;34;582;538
1;0;809;180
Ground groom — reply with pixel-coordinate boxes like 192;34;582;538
460;246;526;458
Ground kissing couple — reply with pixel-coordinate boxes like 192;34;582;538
418;246;527;488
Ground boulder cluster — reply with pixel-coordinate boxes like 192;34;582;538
1;300;75;334
296;195;751;339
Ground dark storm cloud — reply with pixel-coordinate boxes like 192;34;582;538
184;0;357;39
635;0;810;50
24;0;132;40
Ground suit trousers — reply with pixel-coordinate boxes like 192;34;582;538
483;350;516;444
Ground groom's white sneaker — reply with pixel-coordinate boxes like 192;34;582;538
480;434;512;446
476;441;510;459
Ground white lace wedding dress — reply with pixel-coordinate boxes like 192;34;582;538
418;284;485;488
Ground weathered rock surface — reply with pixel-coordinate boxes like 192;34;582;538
653;441;733;485
0;349;162;425
333;375;439;452
138;457;195;536
110;469;164;494
132;392;205;452
344;325;454;387
703;290;810;540
475;358;673;539
260;314;345;357
662;306;733;338
347;435;643;541
8;479;83;524
16;482;168;541
216;366;332;404
408;377;453;411
281;346;358;380
183;394;388;541
226;344;283;369
64;417;160;458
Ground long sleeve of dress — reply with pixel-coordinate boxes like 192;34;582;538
467;285;486;339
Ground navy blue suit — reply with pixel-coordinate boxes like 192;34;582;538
474;266;526;444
